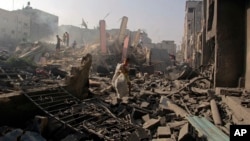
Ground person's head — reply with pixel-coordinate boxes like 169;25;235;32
56;35;59;38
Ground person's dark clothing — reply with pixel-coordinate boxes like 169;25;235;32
56;36;61;50
66;32;69;46
72;41;76;48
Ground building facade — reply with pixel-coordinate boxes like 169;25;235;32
58;25;100;46
182;0;203;67
15;5;58;42
0;8;30;43
201;0;249;88
162;40;177;56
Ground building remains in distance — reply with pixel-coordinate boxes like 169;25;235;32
0;8;30;44
14;3;58;42
0;2;58;46
182;0;203;68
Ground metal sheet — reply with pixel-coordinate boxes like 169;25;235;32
186;115;229;141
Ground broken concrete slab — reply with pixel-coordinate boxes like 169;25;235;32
232;114;244;124
157;126;171;138
152;138;175;141
210;99;222;125
159;116;166;126
143;118;160;129
167;121;188;129
160;96;188;118
141;101;150;108
127;128;149;141
222;95;250;124
142;114;150;122
178;123;193;141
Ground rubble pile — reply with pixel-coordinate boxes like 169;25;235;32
0;53;236;140
0;50;10;61
89;71;232;140
0;42;241;141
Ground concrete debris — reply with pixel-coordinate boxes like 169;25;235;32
157;126;171;138
0;128;46;141
127;128;150;141
65;53;92;99
143;118;160;129
167;120;188;129
160;96;188;118
142;114;150;122
215;87;242;97
0;40;242;141
210;99;222;125
0;50;10;60
178;123;190;141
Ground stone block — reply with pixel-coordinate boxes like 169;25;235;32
157;126;171;138
143;118;160;129
142;114;150;122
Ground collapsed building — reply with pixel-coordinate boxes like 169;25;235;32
1;0;247;140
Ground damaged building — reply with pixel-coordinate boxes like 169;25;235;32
182;0;203;68
14;2;59;42
0;8;30;46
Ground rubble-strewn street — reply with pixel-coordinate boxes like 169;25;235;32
1;0;250;141
0;42;238;141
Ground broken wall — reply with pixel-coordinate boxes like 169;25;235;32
214;0;245;87
150;48;171;72
58;25;99;46
202;0;217;66
245;0;250;90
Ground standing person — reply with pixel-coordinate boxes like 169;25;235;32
63;33;66;45
56;35;61;51
120;58;131;86
113;58;131;99
72;40;77;49
65;32;69;46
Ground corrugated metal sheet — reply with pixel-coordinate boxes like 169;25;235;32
186;115;229;141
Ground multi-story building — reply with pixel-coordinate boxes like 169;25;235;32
162;40;177;56
201;0;250;89
182;0;203;66
0;8;30;43
14;4;58;41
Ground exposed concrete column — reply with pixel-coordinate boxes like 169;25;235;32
245;1;250;89
99;20;107;54
118;16;128;44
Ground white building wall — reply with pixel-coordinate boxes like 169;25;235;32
0;8;30;42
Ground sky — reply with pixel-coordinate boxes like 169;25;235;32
0;0;186;44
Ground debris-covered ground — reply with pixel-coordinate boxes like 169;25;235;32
0;41;247;141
